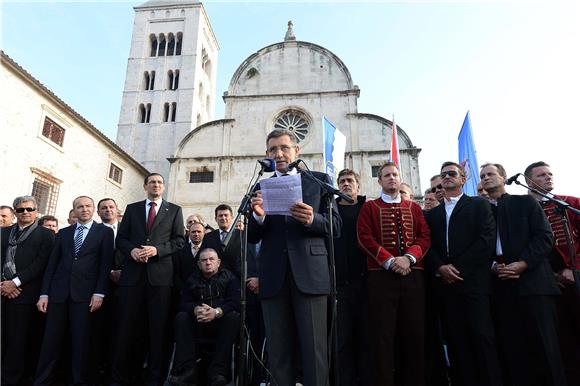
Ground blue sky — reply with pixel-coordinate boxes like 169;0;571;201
2;0;579;194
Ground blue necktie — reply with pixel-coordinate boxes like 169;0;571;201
74;225;86;256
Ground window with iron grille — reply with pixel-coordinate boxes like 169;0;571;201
189;171;214;183
30;172;60;216
108;163;123;185
371;165;381;178
42;117;65;146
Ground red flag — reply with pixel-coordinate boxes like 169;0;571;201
390;114;400;166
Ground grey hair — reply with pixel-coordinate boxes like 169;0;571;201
13;195;37;208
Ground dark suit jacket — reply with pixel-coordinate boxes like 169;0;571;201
201;228;257;278
425;194;496;295
0;224;54;304
117;199;185;287
173;242;200;290
247;171;342;299
494;194;559;296
41;223;114;303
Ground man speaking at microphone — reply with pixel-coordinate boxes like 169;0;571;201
249;128;341;386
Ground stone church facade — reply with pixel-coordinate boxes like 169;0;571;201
117;1;422;222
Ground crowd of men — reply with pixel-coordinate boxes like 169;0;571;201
1;128;579;386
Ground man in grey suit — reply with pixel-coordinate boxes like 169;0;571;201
111;173;185;386
248;129;341;386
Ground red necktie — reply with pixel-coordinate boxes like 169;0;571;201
147;202;157;234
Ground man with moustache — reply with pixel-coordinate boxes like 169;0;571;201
34;196;114;385
1;196;54;385
38;215;59;234
111;173;185;386
524;161;580;385
334;169;369;386
248;128;341;386
424;162;501;386
480;163;566;386
357;162;430;386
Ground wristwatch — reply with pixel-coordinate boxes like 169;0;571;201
215;307;223;318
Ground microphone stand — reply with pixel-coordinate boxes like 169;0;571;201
223;166;267;386
293;163;353;386
512;178;580;293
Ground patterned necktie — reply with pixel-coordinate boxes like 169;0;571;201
74;225;86;256
147;202;157;234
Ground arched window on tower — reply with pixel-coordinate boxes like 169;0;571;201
138;104;146;123
206;95;210;116
150;71;156;90
145;103;151;123
163;102;170;122
196;113;202;127
171;103;177;122
143;72;150;90
173;70;179;90
149;34;158;57
158;33;166;56
198;82;204;100
167;33;175;56
176;32;183;55
167;70;174;90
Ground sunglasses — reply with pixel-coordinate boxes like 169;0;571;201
15;207;36;213
430;184;443;193
440;170;459;178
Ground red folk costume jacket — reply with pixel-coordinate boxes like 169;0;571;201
357;198;430;271
540;195;580;270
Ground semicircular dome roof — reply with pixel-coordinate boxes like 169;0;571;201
228;40;354;97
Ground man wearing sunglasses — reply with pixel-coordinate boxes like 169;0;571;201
424;162;502;386
1;196;55;385
430;174;446;202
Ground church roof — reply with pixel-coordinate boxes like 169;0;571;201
135;1;200;10
0;50;149;175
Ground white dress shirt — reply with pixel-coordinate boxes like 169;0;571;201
444;194;463;253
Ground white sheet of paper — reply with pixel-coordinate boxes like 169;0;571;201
260;174;303;215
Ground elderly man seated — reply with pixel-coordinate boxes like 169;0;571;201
168;248;240;386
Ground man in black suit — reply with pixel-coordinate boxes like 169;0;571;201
34;195;114;385
174;221;205;290
480;163;566;386
111;173;185;386
248;129;341;386
1;196;54;385
424;161;502;386
201;204;241;277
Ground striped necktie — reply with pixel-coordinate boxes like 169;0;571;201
74;225;86;256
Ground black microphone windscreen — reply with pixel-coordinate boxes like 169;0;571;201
258;158;276;172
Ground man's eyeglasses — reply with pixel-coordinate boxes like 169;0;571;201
267;145;295;154
15;207;36;213
430;185;443;193
440;170;459;178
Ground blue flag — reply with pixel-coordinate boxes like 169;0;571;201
458;111;480;196
322;116;346;185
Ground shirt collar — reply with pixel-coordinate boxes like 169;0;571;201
444;193;463;205
146;198;163;208
76;220;94;230
103;221;118;229
540;192;554;202
380;191;401;204
275;167;298;177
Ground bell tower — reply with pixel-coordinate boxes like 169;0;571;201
116;1;219;177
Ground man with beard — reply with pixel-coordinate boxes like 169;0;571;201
480;163;566;386
357;162;430;386
524;161;580;386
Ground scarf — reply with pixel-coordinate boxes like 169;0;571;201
3;221;38;280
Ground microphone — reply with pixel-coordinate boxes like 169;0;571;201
287;159;303;171
506;173;521;185
258;158;276;172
